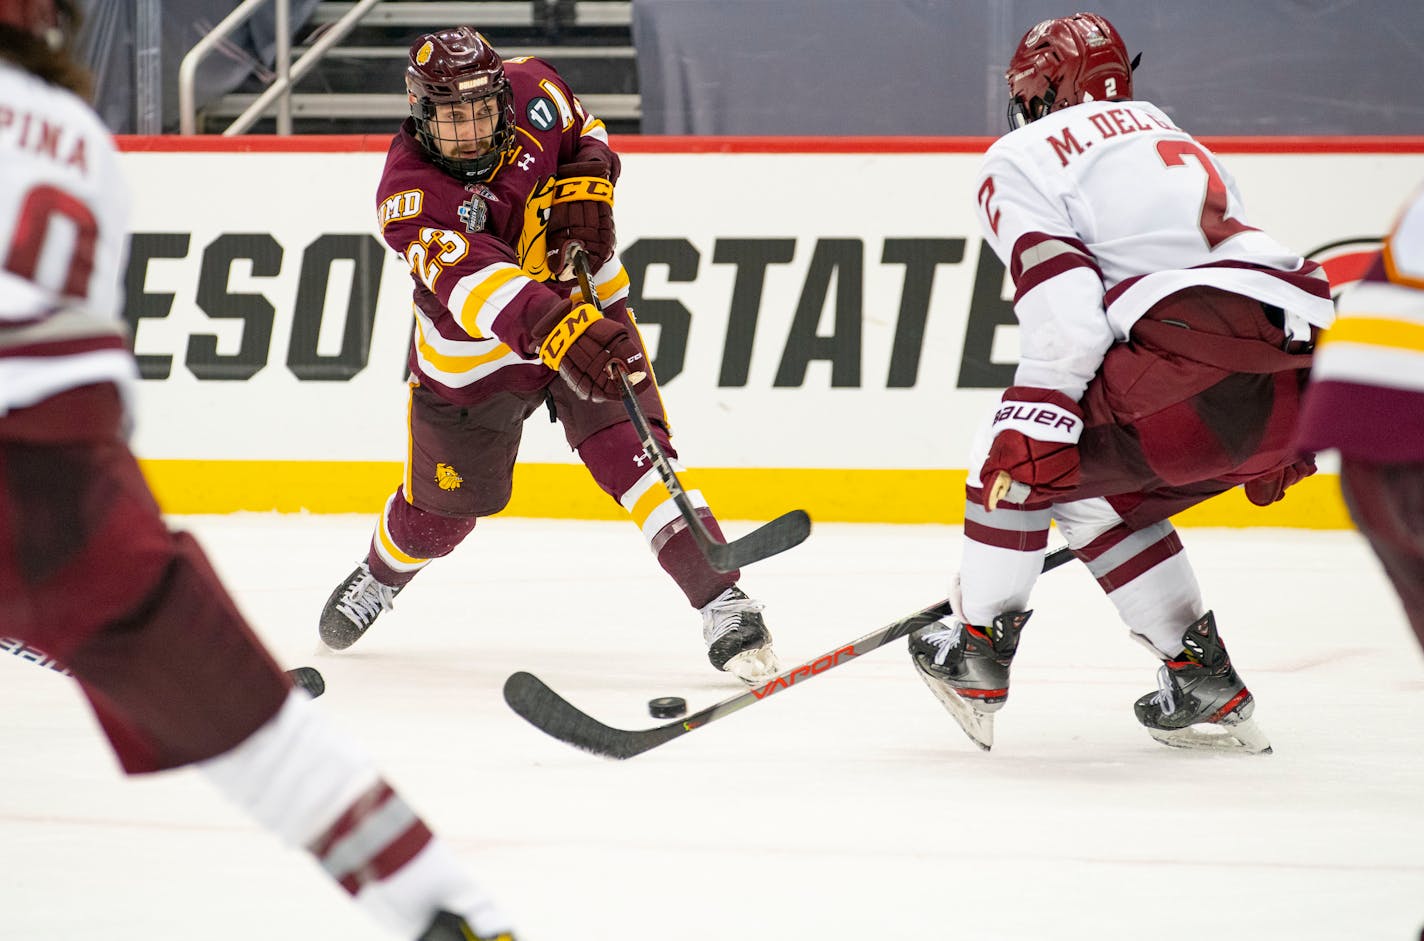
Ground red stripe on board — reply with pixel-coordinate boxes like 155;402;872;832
115;135;1424;156
116;134;393;153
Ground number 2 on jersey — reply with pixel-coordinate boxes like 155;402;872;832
1156;139;1257;249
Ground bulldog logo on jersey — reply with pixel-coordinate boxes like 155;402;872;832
435;463;463;491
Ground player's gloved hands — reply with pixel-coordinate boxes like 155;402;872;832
1243;455;1317;506
532;297;647;403
980;386;1084;511
546;160;615;280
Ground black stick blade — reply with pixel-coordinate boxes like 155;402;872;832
503;672;686;760
286;666;326;698
705;509;812;572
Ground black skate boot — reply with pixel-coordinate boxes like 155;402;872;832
318;562;403;651
909;610;1031;751
418;910;516;941
1133;611;1272;754
700;586;781;685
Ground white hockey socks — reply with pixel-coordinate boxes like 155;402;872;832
198;691;513;939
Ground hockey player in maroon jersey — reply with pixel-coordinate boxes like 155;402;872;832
1297;186;1424;651
0;3;515;937
317;27;780;684
908;12;1336;752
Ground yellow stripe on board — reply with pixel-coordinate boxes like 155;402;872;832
136;460;1354;529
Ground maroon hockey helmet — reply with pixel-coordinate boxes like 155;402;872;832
1005;13;1135;129
405;27;517;182
0;0;63;46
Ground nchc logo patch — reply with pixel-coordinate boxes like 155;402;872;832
458;193;487;233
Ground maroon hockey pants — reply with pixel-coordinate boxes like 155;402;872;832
1340;459;1424;651
0;384;289;773
1073;286;1314;528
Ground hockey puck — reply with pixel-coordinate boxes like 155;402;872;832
648;696;687;719
286;666;326;699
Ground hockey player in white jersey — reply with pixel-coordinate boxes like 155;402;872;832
0;3;515;937
908;12;1335;753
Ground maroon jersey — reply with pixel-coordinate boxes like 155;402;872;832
375;56;623;405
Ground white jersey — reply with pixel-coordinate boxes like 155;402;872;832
0;61;136;416
974;98;1334;399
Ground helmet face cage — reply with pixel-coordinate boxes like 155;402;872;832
406;28;517;182
1005;13;1133;130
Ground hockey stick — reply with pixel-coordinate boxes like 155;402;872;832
569;245;811;572
2;635;326;697
504;544;1077;759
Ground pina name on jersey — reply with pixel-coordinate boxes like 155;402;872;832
0;107;89;174
1043;105;1180;168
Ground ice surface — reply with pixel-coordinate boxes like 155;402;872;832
2;516;1421;940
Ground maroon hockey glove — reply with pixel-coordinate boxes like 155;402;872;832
532;298;647;403
1243;456;1317;506
546;160;615;280
980;386;1084;510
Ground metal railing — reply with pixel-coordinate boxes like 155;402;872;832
177;0;635;135
177;0;383;134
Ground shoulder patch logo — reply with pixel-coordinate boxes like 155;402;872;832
526;96;558;131
435;463;463;491
378;189;423;229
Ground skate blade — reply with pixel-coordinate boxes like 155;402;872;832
725;645;782;686
912;659;997;751
1145;716;1273;755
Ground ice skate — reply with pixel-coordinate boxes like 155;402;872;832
319;562;403;651
700;586;780;685
909;610;1031;751
418;910;515;941
1133;611;1272;755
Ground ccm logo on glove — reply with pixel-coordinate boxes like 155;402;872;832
547;159;616;280
532;297;647;403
